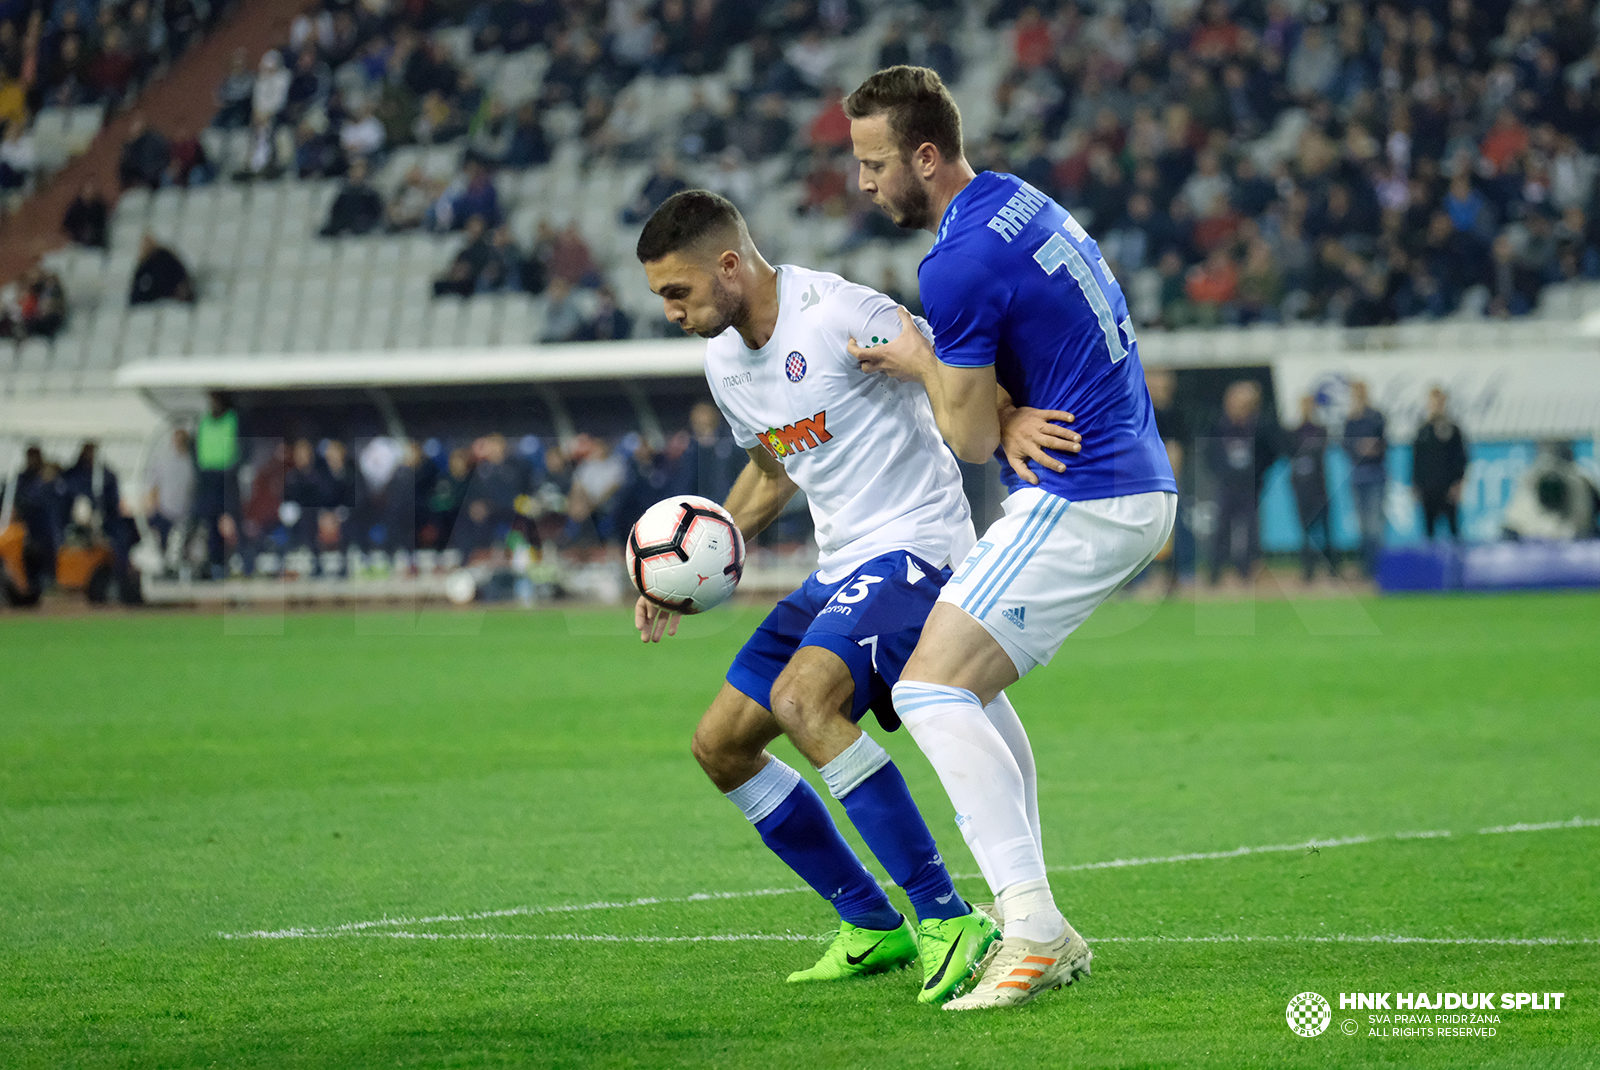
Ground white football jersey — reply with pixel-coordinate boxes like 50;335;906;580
704;265;973;581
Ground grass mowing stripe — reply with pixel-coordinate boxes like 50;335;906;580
226;818;1593;941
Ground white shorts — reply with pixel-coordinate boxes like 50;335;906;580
938;488;1177;676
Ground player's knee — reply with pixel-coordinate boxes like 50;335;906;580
690;720;734;777
768;676;828;737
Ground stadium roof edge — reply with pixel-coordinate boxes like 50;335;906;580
113;340;708;390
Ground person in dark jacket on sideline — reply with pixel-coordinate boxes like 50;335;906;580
1412;386;1469;540
1342;380;1388;577
1206;379;1279;586
1289;394;1339;582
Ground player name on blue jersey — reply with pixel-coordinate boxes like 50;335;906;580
918;171;1178;503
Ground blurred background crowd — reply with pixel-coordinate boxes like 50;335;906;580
5;0;1600;342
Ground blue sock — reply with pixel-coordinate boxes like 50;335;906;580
728;758;902;932
821;735;970;923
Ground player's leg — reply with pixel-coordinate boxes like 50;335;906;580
770;644;973;929
897;491;1177;1008
692;682;901;930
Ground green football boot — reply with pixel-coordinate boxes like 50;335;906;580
787;917;918;983
916;907;1002;1004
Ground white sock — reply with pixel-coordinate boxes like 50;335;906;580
982;691;1041;853
817;732;889;800
996;877;1067;943
892;681;1046;895
723;757;801;824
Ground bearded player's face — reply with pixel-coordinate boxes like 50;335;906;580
850;113;934;231
644;252;745;339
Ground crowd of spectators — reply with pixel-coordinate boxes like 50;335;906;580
123;397;753;580
980;0;1600;323
0;0;234;194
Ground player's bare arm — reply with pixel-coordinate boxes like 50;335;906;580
998;384;1081;486
635;446;796;644
847;307;1000;463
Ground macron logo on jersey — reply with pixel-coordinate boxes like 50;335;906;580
985;183;1049;243
761;411;832;459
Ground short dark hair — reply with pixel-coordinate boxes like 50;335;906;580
635;189;747;263
844;65;963;162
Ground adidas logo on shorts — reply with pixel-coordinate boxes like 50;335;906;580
1000;606;1026;630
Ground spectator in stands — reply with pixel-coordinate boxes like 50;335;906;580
321;156;384;237
423;447;473;549
565;434;627;544
1289;394;1339;584
433;215;493;297
320;439;357;552
87;25;138;102
478;225;529;294
62;180;108;248
544;222;601;288
540;276;586;342
1412;387;1469;542
431;159;500;231
252;50;290;127
129;233;194;305
282;438;326;552
293;117;345;180
582;285;633;341
193;393;239;579
385;166;440;231
144;426;194;568
0;118;34;190
677;88;725;161
673;400;742;503
621;154;687;225
1206;379;1276;587
340;102;385;160
1342;380;1388;578
923;18;961;86
457;433;526;553
18;266;65;337
165;126;211;186
213;48;254;129
117;113;169;190
502;102;550;168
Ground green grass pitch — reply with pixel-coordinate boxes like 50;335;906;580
2;592;1597;1068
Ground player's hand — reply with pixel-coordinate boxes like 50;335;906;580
635;595;680;643
1001;407;1081;485
847;307;933;383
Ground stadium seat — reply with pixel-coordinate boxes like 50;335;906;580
427;298;463;347
119;307;160;363
461;297;499;346
498;297;534;346
153;306;195;356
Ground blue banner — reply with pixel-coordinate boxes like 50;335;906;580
1261;440;1598;552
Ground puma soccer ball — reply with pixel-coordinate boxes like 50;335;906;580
625;495;746;614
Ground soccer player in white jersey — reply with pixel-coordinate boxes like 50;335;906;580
844;67;1179;1010
633;190;1071;1004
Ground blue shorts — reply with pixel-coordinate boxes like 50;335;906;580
727;550;951;728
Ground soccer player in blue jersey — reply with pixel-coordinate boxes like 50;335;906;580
844;66;1179;1009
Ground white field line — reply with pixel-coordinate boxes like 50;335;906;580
303;931;1600;947
221;816;1595;941
1479;816;1600;835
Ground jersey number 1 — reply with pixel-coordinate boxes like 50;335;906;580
1032;226;1135;364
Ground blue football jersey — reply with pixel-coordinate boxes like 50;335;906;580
918;171;1177;501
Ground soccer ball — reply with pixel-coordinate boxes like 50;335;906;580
625;495;745;614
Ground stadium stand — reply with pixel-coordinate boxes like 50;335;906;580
0;0;1594;389
4;0;1600;600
